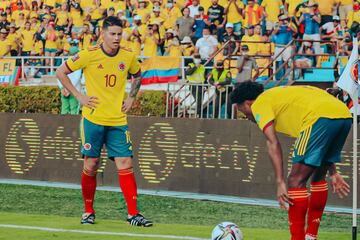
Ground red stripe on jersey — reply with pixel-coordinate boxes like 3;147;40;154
64;62;73;73
262;120;274;132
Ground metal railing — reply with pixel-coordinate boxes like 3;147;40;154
166;82;235;119
5;55;224;83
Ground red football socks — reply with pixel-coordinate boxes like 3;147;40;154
81;169;97;214
118;167;139;216
306;180;328;237
288;188;309;240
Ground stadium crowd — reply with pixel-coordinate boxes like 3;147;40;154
0;0;357;79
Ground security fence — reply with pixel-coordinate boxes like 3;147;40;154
166;82;235;119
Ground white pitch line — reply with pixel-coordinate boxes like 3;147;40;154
0;224;208;240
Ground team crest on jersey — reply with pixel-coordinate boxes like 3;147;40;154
72;54;80;62
84;143;91;151
118;62;126;71
350;59;359;84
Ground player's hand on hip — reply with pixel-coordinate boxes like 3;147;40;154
77;95;99;109
330;172;350;198
122;97;135;113
277;181;292;209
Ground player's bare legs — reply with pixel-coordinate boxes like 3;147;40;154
81;156;100;224
115;157;153;227
288;163;315;188
287;163;315;240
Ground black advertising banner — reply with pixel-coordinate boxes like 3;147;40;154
0;113;358;207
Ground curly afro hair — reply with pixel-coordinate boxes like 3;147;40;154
230;81;264;105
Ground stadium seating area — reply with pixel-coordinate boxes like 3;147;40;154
0;0;357;81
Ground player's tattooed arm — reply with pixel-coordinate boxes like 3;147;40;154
129;70;142;98
122;70;142;113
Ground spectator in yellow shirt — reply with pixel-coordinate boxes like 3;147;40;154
261;0;283;32
69;3;84;38
224;0;244;35
62;34;72;55
241;25;260;56
80;23;93;50
5;7;11;23
129;27;142;56
256;34;272;81
33;34;44;56
30;15;40;32
29;1;40;20
134;0;151;24
0;28;11;57
56;27;67;54
163;0;182;30
152;22;164;54
143;25;161;57
180;36;195;57
89;0;104;27
347;2;360;29
55;2;70;30
7;23;21;56
20;21;35;56
165;29;181;56
15;11;26;29
149;6;165;25
12;1;30;21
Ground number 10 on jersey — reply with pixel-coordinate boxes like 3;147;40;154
105;74;117;87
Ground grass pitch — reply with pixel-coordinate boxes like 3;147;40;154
0;183;354;239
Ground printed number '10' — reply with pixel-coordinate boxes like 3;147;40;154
105;74;117;87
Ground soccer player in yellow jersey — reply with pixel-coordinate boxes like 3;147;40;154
56;16;153;227
231;82;352;240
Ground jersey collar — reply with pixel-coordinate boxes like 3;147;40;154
100;44;120;57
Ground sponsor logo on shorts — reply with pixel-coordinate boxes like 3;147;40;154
84;143;91;150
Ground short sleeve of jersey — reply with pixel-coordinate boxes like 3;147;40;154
65;49;90;72
128;54;140;75
251;99;275;131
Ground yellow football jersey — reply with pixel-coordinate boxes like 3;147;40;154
65;45;141;126
251;86;351;138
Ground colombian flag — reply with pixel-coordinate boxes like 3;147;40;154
141;56;180;85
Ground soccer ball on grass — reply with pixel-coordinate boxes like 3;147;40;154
211;222;243;240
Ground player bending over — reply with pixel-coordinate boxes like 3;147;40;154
56;16;152;227
231;81;351;240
